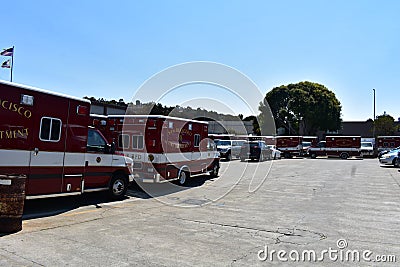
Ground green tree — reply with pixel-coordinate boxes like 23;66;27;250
259;81;342;135
374;113;396;136
243;115;261;135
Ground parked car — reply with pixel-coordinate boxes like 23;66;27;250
216;139;246;160
378;146;400;158
240;141;272;162
267;145;281;159
360;141;374;157
395;151;400;168
379;148;399;166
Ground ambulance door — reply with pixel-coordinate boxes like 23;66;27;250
84;128;113;190
61;102;88;193
28;97;69;195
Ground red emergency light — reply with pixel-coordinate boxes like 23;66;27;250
76;105;88;115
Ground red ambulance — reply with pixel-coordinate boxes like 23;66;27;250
307;136;361;159
276;136;303;158
93;115;220;185
0;80;133;199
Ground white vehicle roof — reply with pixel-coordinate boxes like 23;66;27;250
108;115;208;124
326;136;361;138
0;80;90;103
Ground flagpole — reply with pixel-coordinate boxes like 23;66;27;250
10;46;14;82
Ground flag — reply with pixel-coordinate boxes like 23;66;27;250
1;59;10;68
1;47;13;57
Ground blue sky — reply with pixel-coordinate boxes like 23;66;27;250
1;0;399;121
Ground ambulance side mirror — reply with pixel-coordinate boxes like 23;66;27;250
105;142;116;154
110;142;116;154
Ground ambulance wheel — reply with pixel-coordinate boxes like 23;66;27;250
340;152;349;160
109;174;128;200
177;171;189;185
210;162;220;177
310;153;317;159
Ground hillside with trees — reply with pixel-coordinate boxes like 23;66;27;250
84;97;241;122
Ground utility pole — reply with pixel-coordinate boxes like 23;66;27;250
373;88;376;137
284;116;290;135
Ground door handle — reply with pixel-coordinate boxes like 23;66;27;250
34;148;39;156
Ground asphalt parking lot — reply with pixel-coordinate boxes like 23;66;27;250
1;158;400;266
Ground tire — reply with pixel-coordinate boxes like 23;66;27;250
393;158;399;168
177;170;189;185
227;152;232;161
210;162;220;177
240;157;245;162
284;152;291;159
311;153;316;159
259;153;263;162
340;152;349;160
108;174;128;200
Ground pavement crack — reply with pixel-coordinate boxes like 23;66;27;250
276;228;326;246
23;217;105;234
171;217;326;246
173;217;279;235
387;171;400;189
230;252;249;266
0;247;45;266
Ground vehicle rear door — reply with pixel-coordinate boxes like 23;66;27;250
0;87;34;182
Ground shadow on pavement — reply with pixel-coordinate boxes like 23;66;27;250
379;165;399;168
21;174;216;221
22;192;127;221
127;174;217;199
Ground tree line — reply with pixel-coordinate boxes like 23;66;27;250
84;97;244;122
86;81;397;137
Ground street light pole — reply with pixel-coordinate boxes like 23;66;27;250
285;116;291;135
299;117;303;135
373;88;376;137
373;88;376;120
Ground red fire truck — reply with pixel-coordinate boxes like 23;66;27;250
276;136;303;158
0;80;134;199
307;136;361;159
93;115;220;185
376;136;400;152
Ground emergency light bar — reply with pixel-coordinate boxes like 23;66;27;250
76;105;88;115
20;94;34;106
